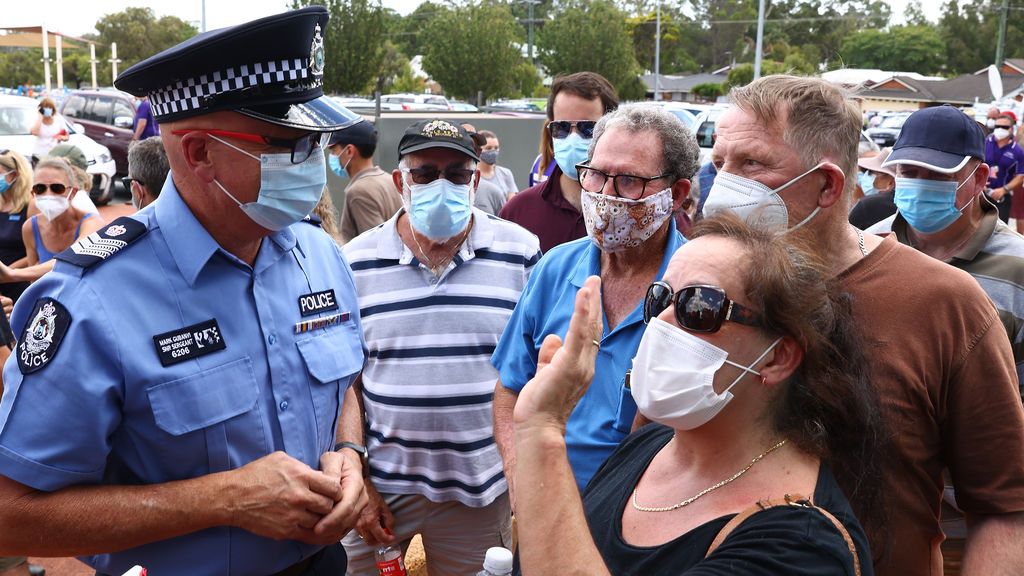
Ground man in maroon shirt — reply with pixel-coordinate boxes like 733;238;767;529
499;72;617;253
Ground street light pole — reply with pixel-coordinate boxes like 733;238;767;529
654;3;661;102
753;0;766;80
996;0;1009;68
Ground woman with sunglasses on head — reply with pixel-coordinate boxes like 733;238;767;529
513;213;887;575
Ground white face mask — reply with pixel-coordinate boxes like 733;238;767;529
36;195;70;221
703;162;828;231
630;317;780;430
994;128;1012;141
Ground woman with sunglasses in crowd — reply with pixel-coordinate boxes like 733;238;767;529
512;213;887;575
0;150;35;302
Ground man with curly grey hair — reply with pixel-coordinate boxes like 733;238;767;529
492;103;699;501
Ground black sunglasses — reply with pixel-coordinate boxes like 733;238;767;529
643;281;763;333
402;165;475;186
121;177;136;192
576;163;671;200
548;120;597;140
32;183;68;195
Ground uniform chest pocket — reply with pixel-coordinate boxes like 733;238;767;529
296;325;365;452
147;358;259;436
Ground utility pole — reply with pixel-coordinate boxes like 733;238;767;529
996;0;1010;68
202;0;207;32
519;0;541;64
753;0;766;80
41;26;52;93
654;3;661;102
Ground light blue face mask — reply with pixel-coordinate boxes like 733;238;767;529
894;166;978;234
210;134;327;231
328;151;349;180
0;173;13;195
552;132;591;180
858;171;877;196
403;176;473;240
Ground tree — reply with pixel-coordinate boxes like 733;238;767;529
293;0;389;95
840;25;945;74
538;0;641;95
372;40;409;94
692;82;724;100
421;3;524;103
393;2;446;58
629;6;699;74
93;8;197;69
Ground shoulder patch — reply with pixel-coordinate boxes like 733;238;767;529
302;213;322;227
17;297;71;374
54;216;148;268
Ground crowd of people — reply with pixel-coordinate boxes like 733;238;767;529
0;6;1021;576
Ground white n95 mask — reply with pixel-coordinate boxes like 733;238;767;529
703;162;829;231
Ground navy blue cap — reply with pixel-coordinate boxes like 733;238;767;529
398;119;479;161
329;120;377;147
114;7;360;132
883;104;985;174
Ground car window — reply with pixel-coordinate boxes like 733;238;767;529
112;99;134;123
89;98;113;124
0;106;35;136
425;97;447;106
63;95;88;119
880;115;907;129
696;120;715;147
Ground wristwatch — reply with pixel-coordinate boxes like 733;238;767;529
334;441;369;475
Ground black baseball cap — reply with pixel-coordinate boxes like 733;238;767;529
328;120;377;148
397;119;479;161
114;7;360;132
883;104;985;174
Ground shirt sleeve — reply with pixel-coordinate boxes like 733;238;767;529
0;273;125;491
345;184;389;237
491;257;545;392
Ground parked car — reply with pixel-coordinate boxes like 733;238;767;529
866;113;911;147
487;100;544;113
691;106;730;166
0;94;117;204
859;131;880;156
60;89;139;175
380;93;451;111
448;100;479;112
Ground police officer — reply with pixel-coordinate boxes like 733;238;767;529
0;8;370;575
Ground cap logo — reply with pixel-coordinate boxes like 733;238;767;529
421;120;461;139
310;23;325;78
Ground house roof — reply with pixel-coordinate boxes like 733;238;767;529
858;73;1024;105
641;73;728;93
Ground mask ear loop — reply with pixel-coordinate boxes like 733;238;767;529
722;337;783;394
954;163;983;214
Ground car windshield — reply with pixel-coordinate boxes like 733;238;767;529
425;97;447;106
0;106;35;136
880;115;908;129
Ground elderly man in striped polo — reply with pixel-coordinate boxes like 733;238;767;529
338;119;540;574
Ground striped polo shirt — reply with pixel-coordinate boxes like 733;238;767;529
342;208;540;507
869;199;1024;399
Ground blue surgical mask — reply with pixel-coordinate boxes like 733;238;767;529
552;132;590;180
41;108;53;118
403;176;473;240
858;171;877;196
0;173;13;195
328;152;349;180
894;167;978;234
210;134;327;232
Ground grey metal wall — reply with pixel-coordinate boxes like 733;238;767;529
324;112;547;216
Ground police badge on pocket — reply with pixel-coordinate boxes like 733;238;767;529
18;297;71;374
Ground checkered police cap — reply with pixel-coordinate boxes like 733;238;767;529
114;7;360;132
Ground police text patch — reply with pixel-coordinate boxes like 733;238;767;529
153;319;226;367
18;298;71;374
298;289;339;317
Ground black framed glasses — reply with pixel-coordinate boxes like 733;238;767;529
401;166;475;186
576;164;671;200
643;281;763;333
548;120;597;140
170;129;327;164
32;183;68;195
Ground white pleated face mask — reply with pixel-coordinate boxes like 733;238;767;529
703;162;829;231
630;318;780;430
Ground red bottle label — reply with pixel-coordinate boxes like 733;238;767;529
377;558;407;576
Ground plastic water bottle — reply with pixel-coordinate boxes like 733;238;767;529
476;546;513;576
375;544;408;576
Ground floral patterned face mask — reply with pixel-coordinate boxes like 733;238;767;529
581;188;674;253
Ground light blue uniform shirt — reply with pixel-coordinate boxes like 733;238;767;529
492;221;684;491
0;179;365;576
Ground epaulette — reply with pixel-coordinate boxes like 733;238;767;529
54;216;148;268
302;213;323;227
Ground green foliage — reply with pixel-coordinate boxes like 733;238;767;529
691;82;724;100
725;61;787;89
840;25;945;75
619;74;649;100
538;0;641;95
393;2;447;58
93;8;197;68
0;50;45;88
512;62;543;98
293;0;389;95
390;64;426;94
371;40;409;94
421;3;523;102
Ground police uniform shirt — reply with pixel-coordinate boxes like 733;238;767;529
0;177;366;575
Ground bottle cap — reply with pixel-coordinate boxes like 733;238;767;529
483;547;513;574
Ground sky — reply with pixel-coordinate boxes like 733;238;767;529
3;0;942;39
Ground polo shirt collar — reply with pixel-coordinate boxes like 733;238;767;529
539;166;580;215
890;194;998;263
568;218;683;289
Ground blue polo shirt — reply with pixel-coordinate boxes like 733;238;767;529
0;178;365;575
492;221;684;491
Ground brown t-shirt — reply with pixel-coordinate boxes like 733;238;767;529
840;234;1024;576
340;166;403;243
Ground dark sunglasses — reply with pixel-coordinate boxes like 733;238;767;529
995;124;1014;130
401;165;475;186
170;129;326;164
548;120;596;140
32;183;68;195
121;177;136;192
643;281;763;333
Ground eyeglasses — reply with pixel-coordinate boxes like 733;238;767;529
32;183;68;195
548;120;597;140
643;281;763;333
121;177;136;191
170;129;327;164
401;166;475;186
576;164;671;200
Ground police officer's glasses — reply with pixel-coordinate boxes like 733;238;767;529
32;183;69;195
401;166;475;186
576;164;671;200
171;129;328;164
548;120;597;140
643;281;763;333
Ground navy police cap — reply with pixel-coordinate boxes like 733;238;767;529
882;104;985;174
114;7;360;132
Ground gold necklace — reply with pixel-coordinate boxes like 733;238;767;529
631;439;787;513
411;224;471;276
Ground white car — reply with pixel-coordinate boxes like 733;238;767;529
0;94;117;204
380;93;451;111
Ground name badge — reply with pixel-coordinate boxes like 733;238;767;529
295;312;350;334
153;319;226;367
298;289;339;317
